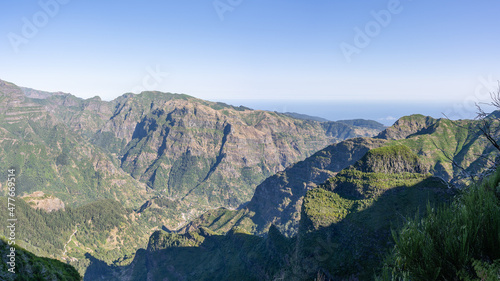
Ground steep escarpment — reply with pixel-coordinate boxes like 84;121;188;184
108;94;340;213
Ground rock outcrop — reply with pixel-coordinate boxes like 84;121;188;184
22;191;65;212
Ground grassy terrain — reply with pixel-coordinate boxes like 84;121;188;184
378;168;500;281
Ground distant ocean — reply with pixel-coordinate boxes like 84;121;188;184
214;100;484;126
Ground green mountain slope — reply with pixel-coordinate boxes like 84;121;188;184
289;171;451;280
183;114;497;238
0;237;81;280
0;196;162;276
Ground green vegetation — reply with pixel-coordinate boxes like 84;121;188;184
378;168;500;281
147;230;201;250
292;168;452;280
0;237;81;281
87;227;293;281
0;114;148;208
302;187;357;227
392;118;493;184
178;207;257;235
0;197;154;276
354;145;426;174
322;168;434;200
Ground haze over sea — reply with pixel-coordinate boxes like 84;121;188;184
217;99;486;126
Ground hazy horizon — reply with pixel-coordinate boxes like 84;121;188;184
215;99;488;126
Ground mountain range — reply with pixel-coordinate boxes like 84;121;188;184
0;79;383;276
1;79;498;280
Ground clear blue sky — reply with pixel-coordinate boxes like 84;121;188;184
1;0;500;104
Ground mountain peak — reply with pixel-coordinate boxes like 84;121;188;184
377;114;437;140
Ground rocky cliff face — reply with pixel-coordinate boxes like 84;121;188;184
102;93;340;212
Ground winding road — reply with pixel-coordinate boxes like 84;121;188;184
62;224;78;257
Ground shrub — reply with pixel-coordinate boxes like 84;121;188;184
378;168;500;281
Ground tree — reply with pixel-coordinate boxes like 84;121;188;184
472;82;500;182
476;82;500;152
441;82;500;185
